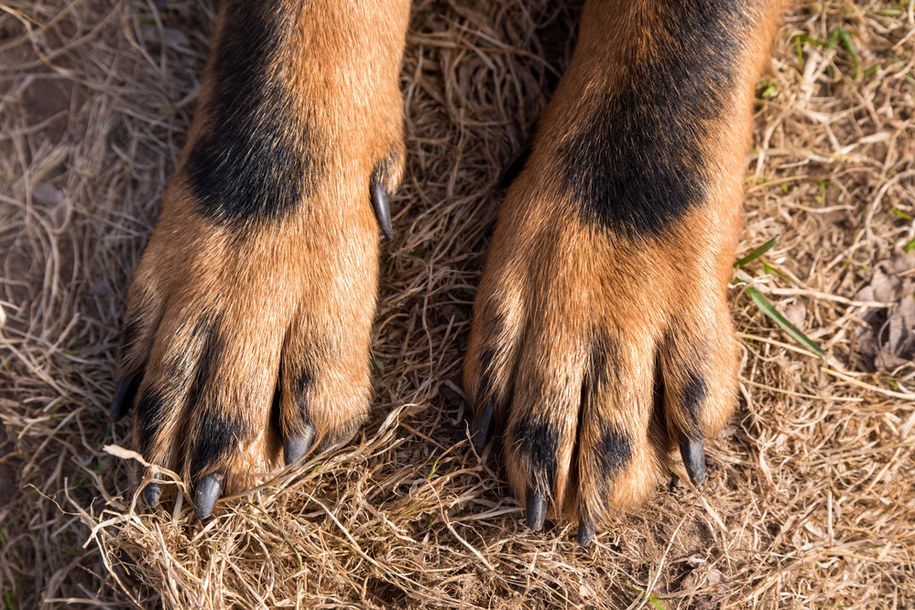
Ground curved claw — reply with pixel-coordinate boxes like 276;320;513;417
143;482;161;507
110;373;141;420
284;423;316;466
370;169;393;240
471;401;494;455
577;517;596;547
679;435;707;486
193;473;224;519
526;487;546;531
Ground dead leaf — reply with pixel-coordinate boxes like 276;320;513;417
856;255;915;371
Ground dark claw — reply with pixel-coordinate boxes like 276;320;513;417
110;373;141;420
193;473;224;519
284;423;316;465
471;401;494;455
143;482;161;507
679;435;707;486
577;517;596;547
370;169;393;240
526;487;546;531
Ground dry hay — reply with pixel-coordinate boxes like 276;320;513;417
1;0;913;608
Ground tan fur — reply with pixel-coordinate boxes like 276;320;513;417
119;0;410;496
464;0;789;528
120;0;788;525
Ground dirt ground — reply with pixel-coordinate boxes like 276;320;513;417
1;0;913;608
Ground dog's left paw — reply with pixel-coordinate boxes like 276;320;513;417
464;153;741;544
464;0;783;545
462;10;760;540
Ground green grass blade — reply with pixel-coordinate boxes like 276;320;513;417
369;350;381;377
647;594;666;610
624;584;668;610
795;33;828;48
745;285;825;357
734;237;778;268
835;28;861;80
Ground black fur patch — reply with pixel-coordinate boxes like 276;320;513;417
191;410;247;479
682;370;707;434
136;390;165;455
185;0;320;225
596;428;632;481
118;319;140;359
514;414;559;493
560;1;749;236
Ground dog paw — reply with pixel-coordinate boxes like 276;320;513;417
463;0;767;544
111;0;409;518
465;165;741;543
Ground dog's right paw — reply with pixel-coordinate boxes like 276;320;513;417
112;0;411;518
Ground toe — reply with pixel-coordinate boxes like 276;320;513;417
659;303;738;478
502;331;587;525
278;312;374;463
463;253;528;458
575;329;664;531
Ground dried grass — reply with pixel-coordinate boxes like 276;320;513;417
1;0;913;608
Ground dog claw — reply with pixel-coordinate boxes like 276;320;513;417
194;473;224;519
110;374;140;420
577;517;596;547
679;435;707;486
370;169;393;240
526;488;546;531
284;424;316;465
143;482;161;507
471;401;493;455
